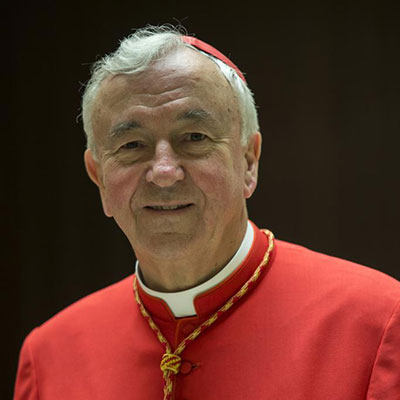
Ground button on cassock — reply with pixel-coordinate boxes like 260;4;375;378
180;361;193;374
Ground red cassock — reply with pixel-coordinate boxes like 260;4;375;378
14;224;400;399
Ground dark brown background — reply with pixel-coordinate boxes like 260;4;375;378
4;1;400;397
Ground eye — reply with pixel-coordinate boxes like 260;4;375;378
121;141;142;149
187;133;207;142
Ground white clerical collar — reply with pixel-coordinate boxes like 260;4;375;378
135;221;254;318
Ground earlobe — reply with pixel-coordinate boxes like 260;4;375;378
84;149;113;217
243;132;262;199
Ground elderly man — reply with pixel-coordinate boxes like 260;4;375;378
15;26;400;400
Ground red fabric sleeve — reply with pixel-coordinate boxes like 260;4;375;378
367;300;400;400
14;332;38;400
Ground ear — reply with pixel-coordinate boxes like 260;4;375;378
84;149;113;217
243;132;262;199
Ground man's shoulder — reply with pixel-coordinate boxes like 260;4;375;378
26;274;136;346
272;239;400;304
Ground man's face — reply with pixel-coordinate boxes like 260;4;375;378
85;48;260;261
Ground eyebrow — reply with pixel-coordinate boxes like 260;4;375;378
177;109;216;123
109;109;216;138
110;120;142;138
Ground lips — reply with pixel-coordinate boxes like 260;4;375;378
145;204;193;211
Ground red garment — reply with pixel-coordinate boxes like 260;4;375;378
14;225;400;400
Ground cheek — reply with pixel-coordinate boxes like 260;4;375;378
193;153;244;206
102;166;141;214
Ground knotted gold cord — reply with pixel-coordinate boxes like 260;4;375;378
133;229;274;400
161;353;181;374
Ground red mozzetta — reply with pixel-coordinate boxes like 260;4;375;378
14;223;400;399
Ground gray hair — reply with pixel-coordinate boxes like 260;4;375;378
81;25;259;156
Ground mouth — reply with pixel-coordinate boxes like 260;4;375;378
145;204;193;211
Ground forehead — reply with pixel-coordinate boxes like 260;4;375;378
92;48;240;135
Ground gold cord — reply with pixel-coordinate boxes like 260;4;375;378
133;229;274;400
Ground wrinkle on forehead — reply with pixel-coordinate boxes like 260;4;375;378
91;47;241;146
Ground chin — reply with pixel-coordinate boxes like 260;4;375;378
136;230;201;259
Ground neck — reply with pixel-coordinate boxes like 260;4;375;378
136;217;248;292
136;221;254;317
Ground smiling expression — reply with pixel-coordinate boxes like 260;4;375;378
85;47;260;264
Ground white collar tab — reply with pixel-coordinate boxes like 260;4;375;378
135;221;254;318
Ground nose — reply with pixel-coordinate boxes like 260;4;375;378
146;141;185;187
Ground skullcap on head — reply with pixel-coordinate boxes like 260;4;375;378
182;36;246;83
